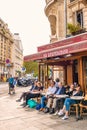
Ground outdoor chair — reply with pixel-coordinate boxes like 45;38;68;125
79;94;87;117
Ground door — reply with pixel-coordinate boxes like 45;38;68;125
83;57;87;93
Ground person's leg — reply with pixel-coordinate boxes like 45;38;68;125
41;96;47;108
46;98;53;108
62;98;76;120
16;92;27;102
50;98;57;114
8;83;11;94
20;92;27;101
13;86;15;94
25;93;32;105
44;98;53;113
52;98;57;109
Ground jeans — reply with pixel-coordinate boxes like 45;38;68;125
41;96;47;108
64;98;76;111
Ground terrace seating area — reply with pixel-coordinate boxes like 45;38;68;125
16;79;87;121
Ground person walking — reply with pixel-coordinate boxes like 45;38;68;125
8;75;14;94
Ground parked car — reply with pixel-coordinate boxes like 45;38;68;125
17;76;36;87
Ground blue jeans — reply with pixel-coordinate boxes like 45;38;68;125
64;98;76;111
41;96;47;108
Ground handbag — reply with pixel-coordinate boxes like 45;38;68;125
27;99;37;108
36;104;41;110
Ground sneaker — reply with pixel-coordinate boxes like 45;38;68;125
58;110;64;116
16;99;21;102
20;102;26;106
44;108;49;113
54;111;58;116
22;104;27;108
39;108;44;112
62;115;69;120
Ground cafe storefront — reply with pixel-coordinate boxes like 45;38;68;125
24;33;87;93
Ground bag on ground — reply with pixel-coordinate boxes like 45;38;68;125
27;99;37;108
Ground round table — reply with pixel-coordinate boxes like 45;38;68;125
70;96;84;100
54;94;69;98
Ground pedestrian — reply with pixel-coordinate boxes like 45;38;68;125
8;75;14;94
13;77;17;94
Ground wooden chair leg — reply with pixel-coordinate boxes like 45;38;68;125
80;107;82;117
76;105;78;118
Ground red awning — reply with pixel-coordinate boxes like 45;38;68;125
24;39;87;62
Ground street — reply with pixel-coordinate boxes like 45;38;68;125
0;83;87;130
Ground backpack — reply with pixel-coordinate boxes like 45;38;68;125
27;99;37;108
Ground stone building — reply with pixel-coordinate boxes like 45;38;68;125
45;0;65;43
12;33;23;77
0;18;23;81
45;0;87;41
67;0;87;31
0;18;13;81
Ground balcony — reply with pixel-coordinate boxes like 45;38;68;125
45;0;55;14
45;0;53;4
68;0;85;7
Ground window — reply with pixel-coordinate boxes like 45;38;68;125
70;0;75;2
76;10;83;28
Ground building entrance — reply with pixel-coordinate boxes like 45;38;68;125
83;57;87;93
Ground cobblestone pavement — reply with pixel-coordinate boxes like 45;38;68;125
0;83;87;130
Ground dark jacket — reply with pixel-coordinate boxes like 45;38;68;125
30;85;38;91
74;90;83;96
55;86;66;95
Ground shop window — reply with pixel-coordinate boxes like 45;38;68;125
76;10;83;28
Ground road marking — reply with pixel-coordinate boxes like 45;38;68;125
0;95;9;100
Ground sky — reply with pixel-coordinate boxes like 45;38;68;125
0;0;50;56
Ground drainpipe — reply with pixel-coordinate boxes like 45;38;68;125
64;0;67;38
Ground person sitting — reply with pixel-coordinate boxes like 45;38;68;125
55;78;60;88
58;84;83;120
65;84;75;96
16;80;38;102
54;84;75;115
23;81;44;107
44;82;66;114
39;81;57;111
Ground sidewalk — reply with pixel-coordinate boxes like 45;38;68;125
0;86;87;130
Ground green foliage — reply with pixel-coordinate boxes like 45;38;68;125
67;23;81;34
23;61;38;77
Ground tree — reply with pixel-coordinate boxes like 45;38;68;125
23;61;38;77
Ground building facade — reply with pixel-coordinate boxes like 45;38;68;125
44;0;87;85
45;0;65;43
0;18;13;81
0;18;23;81
12;33;23;77
45;0;87;41
67;0;87;31
24;0;87;93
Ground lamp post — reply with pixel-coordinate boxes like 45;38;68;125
64;0;67;38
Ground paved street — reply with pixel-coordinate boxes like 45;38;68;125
0;83;87;130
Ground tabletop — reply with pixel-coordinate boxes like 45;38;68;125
70;96;84;100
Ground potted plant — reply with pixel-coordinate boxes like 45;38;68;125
67;23;86;35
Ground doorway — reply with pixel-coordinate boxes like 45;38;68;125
83;57;87;93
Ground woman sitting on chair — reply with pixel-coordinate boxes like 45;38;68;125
58;84;83;120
